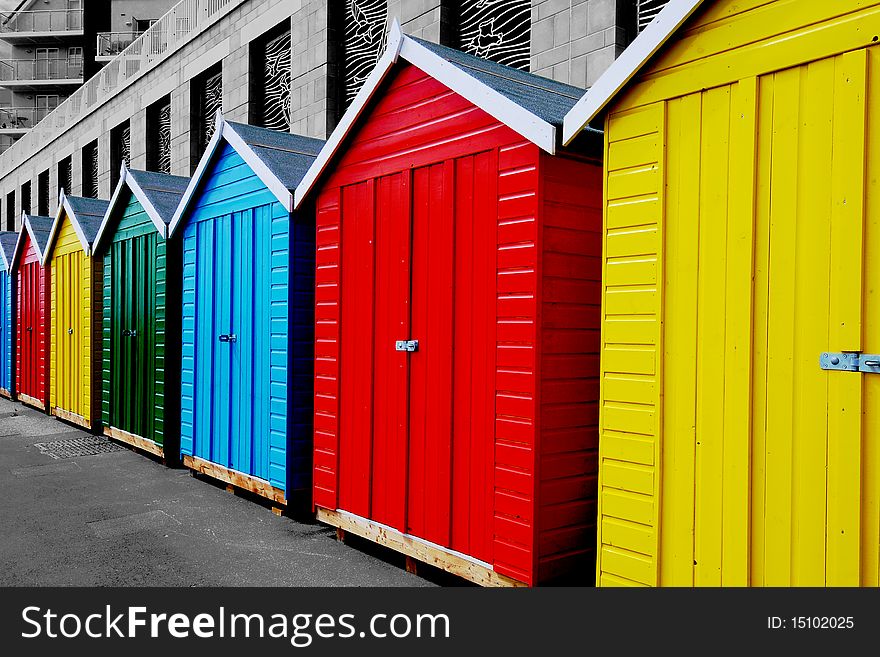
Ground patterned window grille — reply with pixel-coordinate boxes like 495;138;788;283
111;121;130;190
83;140;98;199
637;0;670;32
197;67;223;157
342;0;387;107
38;170;49;216
148;97;172;174
21;181;31;215
457;0;531;70
58;156;72;196
254;29;291;131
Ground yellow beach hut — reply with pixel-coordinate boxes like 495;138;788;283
563;0;880;587
44;191;110;430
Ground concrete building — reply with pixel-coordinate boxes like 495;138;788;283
0;0;658;231
0;0;176;159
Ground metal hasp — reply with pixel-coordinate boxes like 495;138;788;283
395;339;419;352
218;334;237;343
820;352;880;373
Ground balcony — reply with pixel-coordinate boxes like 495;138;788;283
96;31;145;62
0;58;83;91
0;9;84;45
0;106;54;135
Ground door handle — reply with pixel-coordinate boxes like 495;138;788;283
395;339;419;352
218;334;237;343
67;328;73;335
26;326;32;332
122;329;131;337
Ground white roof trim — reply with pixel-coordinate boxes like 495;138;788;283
0;242;9;271
562;0;706;144
43;189;92;264
294;21;560;207
93;164;167;253
11;212;48;269
293;20;403;209
169;111;298;236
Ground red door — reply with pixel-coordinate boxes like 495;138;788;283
339;153;496;562
18;261;42;400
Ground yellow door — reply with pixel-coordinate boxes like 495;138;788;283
55;250;83;417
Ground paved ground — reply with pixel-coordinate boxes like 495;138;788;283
0;397;434;587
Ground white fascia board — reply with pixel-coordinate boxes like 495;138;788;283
562;0;706;145
23;214;47;265
44;190;91;263
9;217;29;271
293;20;404;210
93;165;137;254
168;112;226;237
398;37;556;154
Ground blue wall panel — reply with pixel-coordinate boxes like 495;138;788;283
0;269;12;394
179;141;313;497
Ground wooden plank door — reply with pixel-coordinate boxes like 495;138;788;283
55;251;82;415
18;262;38;398
0;270;8;392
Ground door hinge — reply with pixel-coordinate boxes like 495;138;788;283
820;352;880;374
395;339;419;352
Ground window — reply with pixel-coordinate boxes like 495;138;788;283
21;181;31;215
5;191;14;231
38;170;49;216
111;120;131;190
35;48;60;80
341;0;387;107
636;0;670;33
147;96;172;174
58;156;72;196
82;140;98;199
35;95;60;123
68;46;83;78
191;63;222;170
456;0;530;70
250;26;291;132
135;18;157;32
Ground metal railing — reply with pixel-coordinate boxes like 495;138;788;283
0;9;83;34
96;31;145;58
0;106;55;130
0;0;240;173
0;58;83;82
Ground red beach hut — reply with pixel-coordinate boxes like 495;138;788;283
295;23;604;586
12;213;53;410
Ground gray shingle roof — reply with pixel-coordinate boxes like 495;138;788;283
0;231;18;268
227;121;325;191
411;37;598;133
25;215;53;254
127;170;190;225
66;196;110;245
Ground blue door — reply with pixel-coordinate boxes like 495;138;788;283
0;269;10;393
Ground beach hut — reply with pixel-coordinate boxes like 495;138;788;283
92;166;189;461
295;23;604;586
168;116;323;508
563;0;880;587
0;231;18;398
43;191;109;429
12;214;52;411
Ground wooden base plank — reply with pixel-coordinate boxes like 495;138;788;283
0;387;11;399
317;507;527;588
104;425;165;459
52;407;92;430
18;393;45;411
183;455;286;505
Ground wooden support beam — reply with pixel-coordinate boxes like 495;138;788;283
183;455;286;505
104;425;165;459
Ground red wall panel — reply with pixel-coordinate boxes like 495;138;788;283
15;233;49;408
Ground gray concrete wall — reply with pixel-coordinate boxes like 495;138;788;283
0;0;639;230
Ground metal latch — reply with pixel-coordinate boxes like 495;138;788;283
68;328;73;335
219;334;237;343
820;352;880;374
122;329;136;337
395;339;419;352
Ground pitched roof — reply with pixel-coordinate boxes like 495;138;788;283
12;213;53;267
562;0;706;143
0;231;18;271
169;117;324;235
93;165;190;252
44;191;111;260
294;21;596;208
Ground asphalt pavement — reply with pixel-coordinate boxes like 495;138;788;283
0;396;433;587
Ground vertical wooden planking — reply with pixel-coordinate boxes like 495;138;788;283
339;181;375;516
862;45;880;588
722;77;757;585
694;85;730;587
195;221;214;460
827;49;867;586
791;58;834;585
660;92;700;586
180;226;197;456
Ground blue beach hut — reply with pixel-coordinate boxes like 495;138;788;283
0;231;18;398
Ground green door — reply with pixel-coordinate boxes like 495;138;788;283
110;234;158;442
